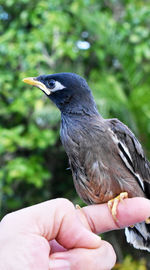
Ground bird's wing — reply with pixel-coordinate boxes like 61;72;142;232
107;118;150;195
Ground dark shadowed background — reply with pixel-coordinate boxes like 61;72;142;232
0;0;150;268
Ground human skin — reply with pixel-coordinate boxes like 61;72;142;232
0;197;150;270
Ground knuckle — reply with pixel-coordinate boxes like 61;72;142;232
0;212;17;230
1;213;13;224
55;198;75;211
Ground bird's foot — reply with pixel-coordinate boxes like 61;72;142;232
75;204;81;210
108;192;128;224
75;204;92;231
145;217;150;224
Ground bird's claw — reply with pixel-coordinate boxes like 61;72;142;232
108;192;128;224
75;204;92;232
145;217;150;224
75;204;81;210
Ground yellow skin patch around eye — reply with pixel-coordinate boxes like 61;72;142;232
23;77;51;95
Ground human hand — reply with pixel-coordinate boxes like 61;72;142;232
0;197;150;270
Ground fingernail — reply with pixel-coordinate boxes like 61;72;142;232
49;259;70;270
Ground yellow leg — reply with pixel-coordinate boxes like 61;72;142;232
108;192;128;223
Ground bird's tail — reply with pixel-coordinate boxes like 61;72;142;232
125;222;150;252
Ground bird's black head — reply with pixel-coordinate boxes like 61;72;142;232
23;72;98;116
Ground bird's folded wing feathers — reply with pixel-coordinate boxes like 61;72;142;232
107;118;150;193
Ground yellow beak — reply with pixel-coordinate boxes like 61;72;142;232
22;77;51;95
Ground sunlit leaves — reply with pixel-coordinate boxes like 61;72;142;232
5;156;50;187
114;255;146;270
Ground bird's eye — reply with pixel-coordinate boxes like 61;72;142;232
48;79;55;89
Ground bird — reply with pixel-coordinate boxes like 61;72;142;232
23;72;150;251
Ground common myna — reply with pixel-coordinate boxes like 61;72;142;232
23;73;150;251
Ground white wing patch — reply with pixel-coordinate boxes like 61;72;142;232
135;173;144;190
109;128;144;191
125;225;150;252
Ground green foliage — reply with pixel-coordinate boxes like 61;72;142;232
1;0;150;267
114;256;146;270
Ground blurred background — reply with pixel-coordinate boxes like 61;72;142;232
0;0;150;268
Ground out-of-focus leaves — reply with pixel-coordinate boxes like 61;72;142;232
1;0;150;267
5;156;50;187
114;255;146;270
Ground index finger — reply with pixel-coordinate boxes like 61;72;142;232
82;197;150;234
0;198;101;250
